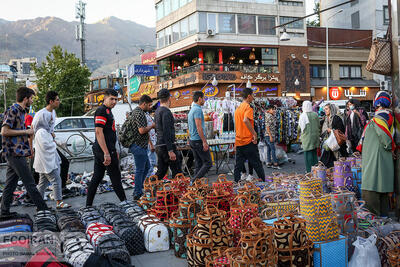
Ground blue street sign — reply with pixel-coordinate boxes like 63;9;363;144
131;64;160;77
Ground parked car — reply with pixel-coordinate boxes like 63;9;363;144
54;116;95;157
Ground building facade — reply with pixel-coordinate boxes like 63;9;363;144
8;57;37;82
130;0;312;107
308;27;380;109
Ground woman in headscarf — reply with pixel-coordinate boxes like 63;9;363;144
32;110;71;209
298;101;320;173
320;103;348;167
345;99;368;153
360;91;396;216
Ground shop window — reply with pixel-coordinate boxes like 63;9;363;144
340;65;362;79
92;80;99;90
188;13;198;35
310;65;331;78
262;48;278;66
280;16;303;29
258;16;276;35
180;17;189;38
351;11;360;29
172;23;180;42
156;2;164;21
383;6;389;25
100;78;107;89
171;0;179;12
218;13;236;33
238;14;256;34
165;26;172;45
199;12;207;32
208;13;217;32
157;30;165;48
164;0;171;16
279;1;303;6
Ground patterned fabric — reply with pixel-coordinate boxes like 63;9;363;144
129;107;149;148
265;112;276;138
2;103;31;157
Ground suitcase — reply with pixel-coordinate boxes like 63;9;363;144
138;215;169;252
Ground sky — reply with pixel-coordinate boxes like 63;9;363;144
0;0;317;27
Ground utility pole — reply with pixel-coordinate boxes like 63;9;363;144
75;0;86;65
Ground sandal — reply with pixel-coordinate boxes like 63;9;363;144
57;201;72;209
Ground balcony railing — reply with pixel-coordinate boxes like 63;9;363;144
159;64;279;82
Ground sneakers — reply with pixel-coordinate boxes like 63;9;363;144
240;173;248;181
246;175;256;182
272;164;281;170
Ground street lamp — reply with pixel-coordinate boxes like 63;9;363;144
280;28;290;42
326;9;343;100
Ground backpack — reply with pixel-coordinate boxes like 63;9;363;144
118;111;135;148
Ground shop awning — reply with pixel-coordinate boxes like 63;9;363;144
311;79;380;88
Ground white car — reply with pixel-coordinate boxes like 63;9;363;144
54;116;95;157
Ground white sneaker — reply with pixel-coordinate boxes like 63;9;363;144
240;173;247;181
246;175;254;181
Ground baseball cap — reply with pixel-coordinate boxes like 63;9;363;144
158;89;170;99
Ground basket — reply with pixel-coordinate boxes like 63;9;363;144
306;216;340;242
387;243;400;267
213;174;234;197
299;193;333;220
237;183;261;205
273;214;307;250
228;196;258;230
299;174;323;197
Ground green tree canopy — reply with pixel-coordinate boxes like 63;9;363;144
0;78;25;113
307;2;321;27
32;45;91;116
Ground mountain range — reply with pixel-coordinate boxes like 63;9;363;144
0;16;155;76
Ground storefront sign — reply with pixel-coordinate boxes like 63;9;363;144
179;74;197;85
141;52;157;65
344;88;367;98
241;74;279;82
129;76;141;95
203;85;219;97
329;87;341;100
174;91;181;99
203;73;237;81
141;84;155;96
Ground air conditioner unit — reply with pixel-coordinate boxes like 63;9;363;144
207;29;215;36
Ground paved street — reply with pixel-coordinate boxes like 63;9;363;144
11;152;305;267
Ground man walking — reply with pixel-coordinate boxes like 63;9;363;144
155;89;182;179
188;91;212;182
233;88;265;182
264;105;280;169
1;87;49;216
86;89;127;206
128;95;155;201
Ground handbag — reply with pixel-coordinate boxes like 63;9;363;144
273;214;307;250
366;37;392;76
299;193;333;220
299;174;323;197
228;196;258;230
387;243;400;267
324;131;340;152
334;129;346;146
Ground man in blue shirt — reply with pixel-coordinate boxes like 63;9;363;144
188;91;212;182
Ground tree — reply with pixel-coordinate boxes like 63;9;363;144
307;2;321;27
0;78;25;113
32;45;91;117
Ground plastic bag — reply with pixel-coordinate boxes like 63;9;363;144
324;131;340;152
275;146;289;165
349;234;381;267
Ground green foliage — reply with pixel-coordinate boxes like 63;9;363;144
307;2;321;27
32;45;91;116
0;78;25;113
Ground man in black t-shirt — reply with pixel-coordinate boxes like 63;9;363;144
155;89;182;180
86;89;127;206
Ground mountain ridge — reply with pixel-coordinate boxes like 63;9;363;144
0;16;156;75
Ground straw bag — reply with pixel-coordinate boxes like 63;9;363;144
273;214;307;251
299;175;323;197
204;247;231;267
213;174;234;198
187;233;213;267
237;183;261;205
377;231;400;267
306;215;339;242
228;196;258;230
205;189;232;216
387;243;400;267
170;211;192;259
152;183;179;222
189;178;212;198
260;191;299;220
276;230;314;267
179;192;203;222
169;173;190;197
366;37;392;76
299;193;333;220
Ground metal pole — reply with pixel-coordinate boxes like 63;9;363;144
326;23;329;101
3;75;6;112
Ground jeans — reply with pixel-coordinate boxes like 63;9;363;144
86;148;126;206
189;140;212;182
234;143;265;182
147;149;157;178
1;156;48;213
155;145;182;180
265;137;277;164
37;168;62;201
130;144;150;197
